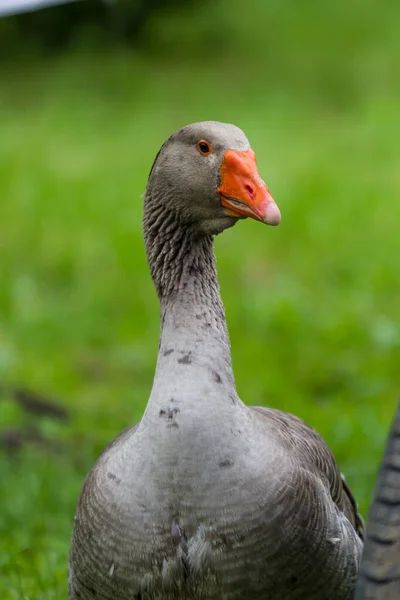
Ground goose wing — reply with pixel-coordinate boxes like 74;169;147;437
251;406;365;539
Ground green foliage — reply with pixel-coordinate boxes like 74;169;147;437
0;0;399;597
0;0;200;55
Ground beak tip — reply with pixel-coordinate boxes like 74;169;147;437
262;202;281;226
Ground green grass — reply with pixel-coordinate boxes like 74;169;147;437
1;1;400;597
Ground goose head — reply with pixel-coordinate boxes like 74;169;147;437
145;121;281;236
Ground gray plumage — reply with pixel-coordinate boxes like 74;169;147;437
68;121;363;600
355;401;400;600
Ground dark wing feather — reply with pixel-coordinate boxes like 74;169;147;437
355;401;400;600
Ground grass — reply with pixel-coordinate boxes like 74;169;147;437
0;1;400;597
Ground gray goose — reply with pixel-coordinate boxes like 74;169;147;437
69;121;364;600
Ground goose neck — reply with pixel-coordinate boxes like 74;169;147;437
145;214;236;404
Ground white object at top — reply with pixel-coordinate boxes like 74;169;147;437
0;0;81;16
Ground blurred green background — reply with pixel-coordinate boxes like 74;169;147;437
0;0;399;597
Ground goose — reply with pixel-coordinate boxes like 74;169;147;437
68;121;364;600
355;400;400;599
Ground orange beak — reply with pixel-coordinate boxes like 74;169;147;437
218;149;281;226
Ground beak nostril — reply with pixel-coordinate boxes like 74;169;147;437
244;184;255;200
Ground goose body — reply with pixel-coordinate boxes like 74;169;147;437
69;121;363;599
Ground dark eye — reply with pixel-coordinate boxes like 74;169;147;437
197;140;212;155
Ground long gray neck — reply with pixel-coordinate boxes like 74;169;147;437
143;192;236;411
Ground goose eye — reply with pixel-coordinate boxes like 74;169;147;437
197;140;212;155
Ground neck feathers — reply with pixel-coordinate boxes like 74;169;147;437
144;189;220;307
143;188;235;395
